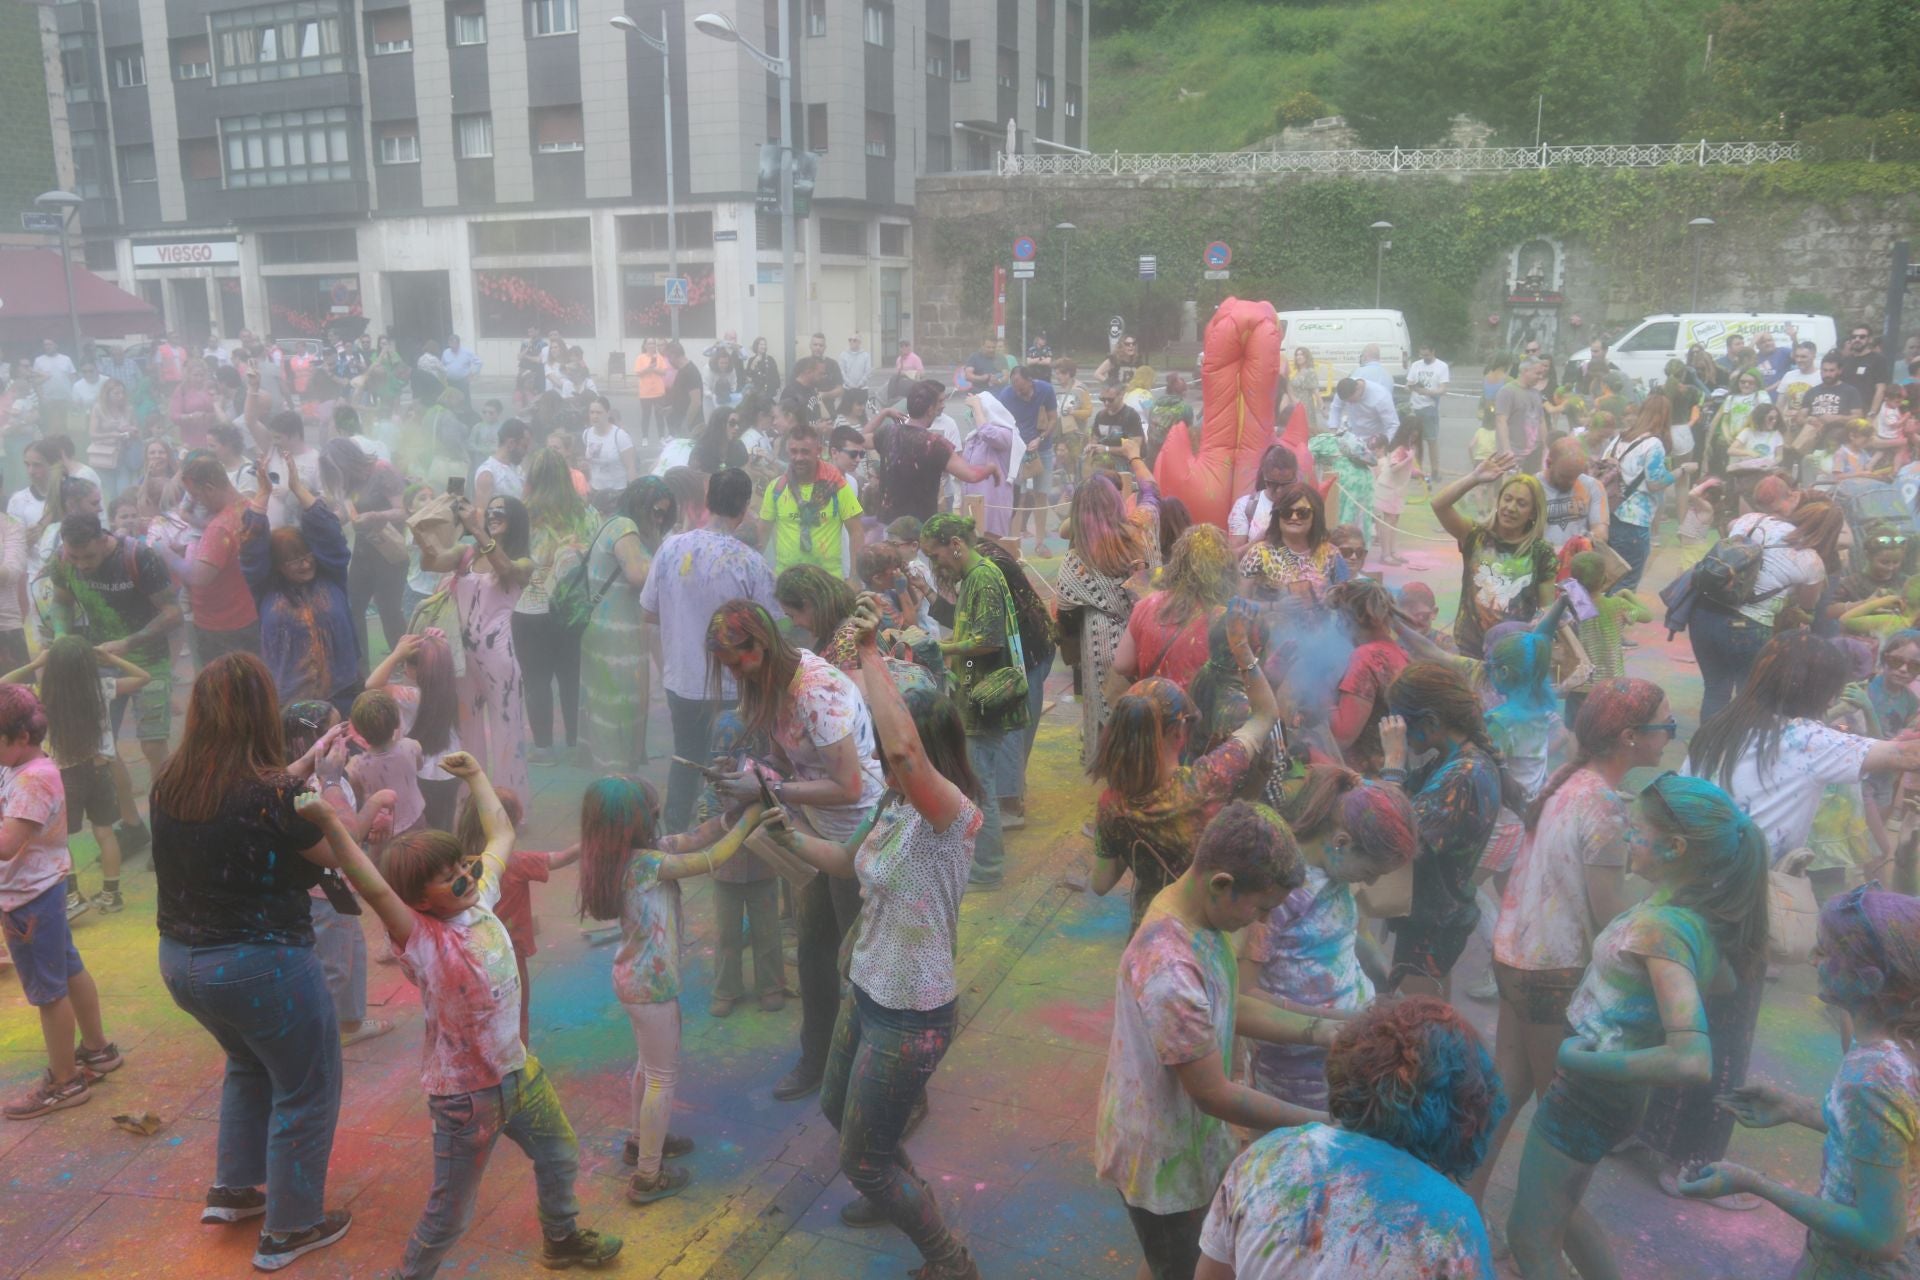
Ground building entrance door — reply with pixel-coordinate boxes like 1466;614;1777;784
385;271;453;366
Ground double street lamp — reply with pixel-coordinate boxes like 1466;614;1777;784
692;11;797;370
610;12;681;340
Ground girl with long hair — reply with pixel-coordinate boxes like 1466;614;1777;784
1508;774;1771;1280
238;460;363;716
363;629;463;831
1325;577;1410;774
1378;661;1511;996
513;447;596;760
418;491;533;804
1154;496;1192;569
1092;607;1280;931
135;437;178;524
1197;999;1504;1279
1055;470;1153;769
1431;452;1557;657
691;404;747;475
775;563;858;657
1241;765;1418;1108
751;597;989;1279
1238;480;1351;606
577;775;764;1204
1109;524;1235;700
321;437;410;654
1600;395;1676;584
1681;888;1920;1272
149;653;352;1266
1471;678;1673;1207
582;476;674;774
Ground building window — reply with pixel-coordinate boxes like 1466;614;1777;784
110;48;146;88
475;266;595;338
1036;74;1051;110
119;144;157;183
182;137;222;180
70;129;109;199
804;0;825;38
174;36;212;80
211;1;346;85
952;39;969;81
925;34;947;78
470;217;590;256
616;211;714;252
59;34;97;104
997;46;1016;89
221;106;353;187
806;103;827;152
864;111;891;159
624;267;715;340
927;134;951;171
378;125;420;164
820;218;864;256
456;113;494;158
265;274;362;338
531;105;584;152
879;224;907;256
530;0;577;35
1065;82;1081;118
1067;0;1082;41
862;1;889;47
259;227;357;263
369;10;412;53
452;7;486;45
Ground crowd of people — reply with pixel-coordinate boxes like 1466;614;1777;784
1;315;1919;1280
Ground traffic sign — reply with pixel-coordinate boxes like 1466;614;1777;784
1204;241;1232;269
19;211;62;233
1204;269;1230;281
664;276;691;307
1011;261;1035;279
1138;255;1158;281
1012;235;1037;262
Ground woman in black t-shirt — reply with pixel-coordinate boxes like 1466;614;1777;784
151;653;354;1266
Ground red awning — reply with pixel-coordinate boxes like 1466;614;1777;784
0;247;160;344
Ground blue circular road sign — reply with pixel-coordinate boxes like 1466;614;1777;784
1013;236;1038;262
1205;241;1232;269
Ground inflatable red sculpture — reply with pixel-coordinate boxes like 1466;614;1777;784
1153;297;1305;528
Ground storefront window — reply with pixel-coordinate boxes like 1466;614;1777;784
622;267;715;339
473;266;594;338
264;273;361;337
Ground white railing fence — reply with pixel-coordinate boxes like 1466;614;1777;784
995;140;1809;178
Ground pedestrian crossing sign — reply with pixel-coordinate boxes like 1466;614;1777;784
664;276;691;307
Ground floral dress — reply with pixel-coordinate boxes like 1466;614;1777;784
450;547;529;805
581;516;651;774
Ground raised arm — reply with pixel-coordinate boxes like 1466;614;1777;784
364;631;422;691
440;751;512;873
655;803;766;881
296;791;416;947
1430;452;1514;544
852;594;965;829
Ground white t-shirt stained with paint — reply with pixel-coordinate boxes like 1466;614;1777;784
396;861;527;1095
1495;767;1643;972
1689;718;1872;863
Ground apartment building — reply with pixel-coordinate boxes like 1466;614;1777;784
34;0;1088;370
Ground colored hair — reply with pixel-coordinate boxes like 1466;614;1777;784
179;453;233;494
152;653;290;824
921;512;975;547
350;689;402;748
38;635;107;766
576;776;659;922
1281;764;1418;879
1189;610;1268;745
0;682;49;746
268;525;311;574
1388;661;1528;814
1325;996;1507;1182
1091;676;1196;798
706;600;803;741
1526;678;1665;830
1263;481;1329;550
455;786;524;859
776;564;858;642
1192;802;1306;898
1485;630;1555;707
1816;888;1920;1046
1068;472;1147;579
1156;497;1192;567
1568;549;1606;590
1786;499;1844;573
382;830;466;908
1689;633;1851;795
1638;773;1771;972
1153;525;1234;629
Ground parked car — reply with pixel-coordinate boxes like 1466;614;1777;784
1583;312;1838;390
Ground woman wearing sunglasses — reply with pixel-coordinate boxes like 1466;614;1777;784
1430;449;1558;659
1237;481;1349;607
1224;445;1299;560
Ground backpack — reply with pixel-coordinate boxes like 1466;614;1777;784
1592;436;1656;508
548;519;622;632
1694;526;1783;611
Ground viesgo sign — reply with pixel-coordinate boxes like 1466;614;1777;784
132;239;240;268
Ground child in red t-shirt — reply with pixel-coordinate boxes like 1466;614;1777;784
454;786;576;1044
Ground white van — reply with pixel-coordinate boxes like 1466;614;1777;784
1274;309;1413;378
1594;313;1837;389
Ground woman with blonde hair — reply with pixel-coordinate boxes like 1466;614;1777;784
1107;524;1236;701
1431;451;1557;657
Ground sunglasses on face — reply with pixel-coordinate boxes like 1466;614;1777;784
1633;718;1679;737
442;858;483;899
1886;655;1920;675
1280;506;1315;520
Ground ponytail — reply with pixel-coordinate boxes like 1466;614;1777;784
1525;678;1666;831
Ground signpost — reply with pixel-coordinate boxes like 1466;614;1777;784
664;276;690;308
1013;235;1037;262
1012;236;1038;357
1204;240;1231;281
19;211;62;234
1138;255;1158;280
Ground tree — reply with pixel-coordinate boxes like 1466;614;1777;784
1317;2;1503;147
1695;0;1920;132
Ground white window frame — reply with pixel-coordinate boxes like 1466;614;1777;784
952;39;969;81
453;9;487;44
530;0;577;36
371;37;412;54
862;0;888;47
111;51;146;88
1065;85;1081;119
378;133;420;164
456;113;494;158
805;0;825;38
1036;74;1051;110
176;59;212;80
535;139;584;153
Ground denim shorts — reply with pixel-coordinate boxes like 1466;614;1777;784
1492;962;1583;1027
1534;1067;1648;1165
110;672;172;743
1;882;87;1007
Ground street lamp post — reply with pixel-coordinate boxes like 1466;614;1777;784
611;11;680;341
1053;221;1076;323
1688;216;1716;310
694;11;795;370
1370;220;1394;309
35;190;85;360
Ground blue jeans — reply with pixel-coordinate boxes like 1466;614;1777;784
397;1065;581;1278
309;896;366;1024
965;730;1013;884
1608;516;1652;592
159;937;342;1235
1009;653;1055;802
821;984;962;1268
1689;606;1771;724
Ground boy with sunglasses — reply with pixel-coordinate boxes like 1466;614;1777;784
296;750;622;1277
